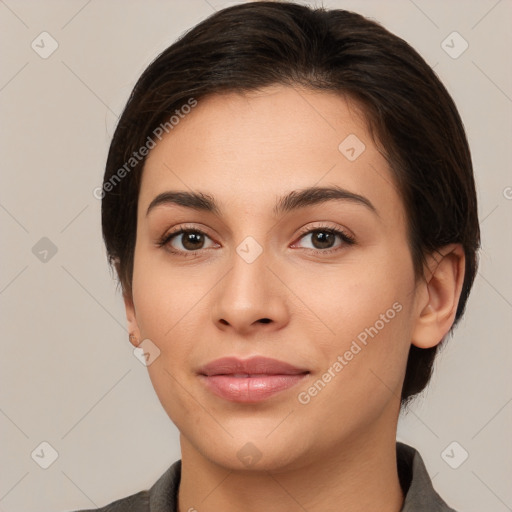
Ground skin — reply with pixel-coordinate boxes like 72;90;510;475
124;85;465;512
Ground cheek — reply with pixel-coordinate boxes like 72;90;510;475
295;269;414;425
296;248;416;418
130;249;216;408
304;246;415;351
131;244;201;339
312;290;411;401
131;258;207;425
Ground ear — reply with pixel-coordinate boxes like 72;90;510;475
113;257;141;348
411;243;466;349
123;292;141;348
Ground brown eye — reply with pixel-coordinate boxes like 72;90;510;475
179;231;206;250
158;227;218;255
294;226;355;254
308;230;337;249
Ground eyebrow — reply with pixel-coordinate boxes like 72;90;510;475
145;185;378;218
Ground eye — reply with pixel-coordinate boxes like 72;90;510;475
157;223;355;257
157;225;217;256
292;225;355;254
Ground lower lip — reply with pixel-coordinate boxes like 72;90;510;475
199;374;309;402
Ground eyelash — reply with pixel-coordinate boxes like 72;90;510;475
156;224;356;257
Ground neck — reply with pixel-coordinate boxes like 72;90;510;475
177;416;405;512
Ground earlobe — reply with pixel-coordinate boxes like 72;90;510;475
411;244;465;349
123;293;141;347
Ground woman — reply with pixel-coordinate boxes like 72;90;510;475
79;2;479;510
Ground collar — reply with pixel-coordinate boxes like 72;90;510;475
396;441;457;511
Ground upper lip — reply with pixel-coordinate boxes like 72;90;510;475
198;356;309;376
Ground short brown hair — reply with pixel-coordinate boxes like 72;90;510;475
101;1;480;406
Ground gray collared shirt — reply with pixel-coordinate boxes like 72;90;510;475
73;442;458;511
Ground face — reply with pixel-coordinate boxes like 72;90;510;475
126;85;427;471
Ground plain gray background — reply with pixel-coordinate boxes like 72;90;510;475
1;1;511;511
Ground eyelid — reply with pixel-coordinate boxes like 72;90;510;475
294;222;354;241
291;223;356;251
157;223;218;249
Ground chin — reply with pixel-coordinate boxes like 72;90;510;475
193;432;313;473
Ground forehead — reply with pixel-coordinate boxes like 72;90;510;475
139;85;402;223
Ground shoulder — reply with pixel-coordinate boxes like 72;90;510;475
68;459;181;512
397;442;459;512
72;490;149;511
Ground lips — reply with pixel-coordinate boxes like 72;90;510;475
198;356;310;402
198;356;309;376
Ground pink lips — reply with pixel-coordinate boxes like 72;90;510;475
198;356;310;403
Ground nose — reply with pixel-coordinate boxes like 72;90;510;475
211;242;290;336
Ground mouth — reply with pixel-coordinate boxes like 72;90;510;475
197;356;310;403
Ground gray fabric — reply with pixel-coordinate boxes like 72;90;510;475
72;442;457;511
397;442;457;511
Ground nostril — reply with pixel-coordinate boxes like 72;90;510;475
259;318;271;324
